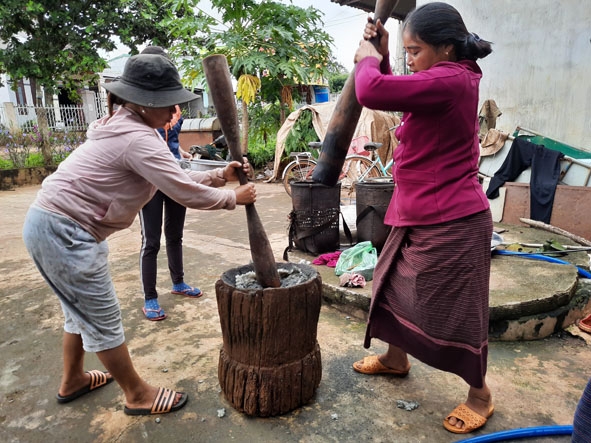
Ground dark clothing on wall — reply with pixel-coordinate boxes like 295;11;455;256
486;138;564;223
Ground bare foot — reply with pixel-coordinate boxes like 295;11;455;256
377;353;411;374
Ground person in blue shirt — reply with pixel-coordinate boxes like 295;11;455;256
139;46;202;321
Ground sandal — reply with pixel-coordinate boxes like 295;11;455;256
56;370;114;404
578;313;591;333
143;299;166;321
171;282;202;298
352;355;410;376
124;387;188;416
443;403;495;434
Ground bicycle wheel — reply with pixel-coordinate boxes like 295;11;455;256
340;155;381;203
282;159;317;196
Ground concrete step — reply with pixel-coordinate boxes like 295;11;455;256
289;222;591;341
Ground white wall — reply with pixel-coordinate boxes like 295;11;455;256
0;75;13;103
430;0;591;151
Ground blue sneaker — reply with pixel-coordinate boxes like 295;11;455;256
171;282;203;298
142;299;166;321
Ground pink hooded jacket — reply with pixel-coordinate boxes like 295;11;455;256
35;107;236;241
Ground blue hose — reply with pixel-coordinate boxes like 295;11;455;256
457;424;573;442
494;249;591;279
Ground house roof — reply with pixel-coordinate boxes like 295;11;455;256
330;0;415;21
101;54;130;79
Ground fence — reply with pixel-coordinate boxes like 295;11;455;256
0;100;107;133
1;96;208;133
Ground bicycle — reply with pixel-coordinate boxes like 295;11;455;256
282;151;317;195
282;142;379;204
355;142;393;183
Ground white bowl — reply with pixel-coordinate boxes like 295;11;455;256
189;159;229;171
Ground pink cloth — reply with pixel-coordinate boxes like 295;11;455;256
312;251;342;267
339;273;366;288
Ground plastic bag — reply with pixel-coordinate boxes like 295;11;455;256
335;241;378;281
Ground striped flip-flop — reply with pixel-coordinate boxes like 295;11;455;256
124;387;188;416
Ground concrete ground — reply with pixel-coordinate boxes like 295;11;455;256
1;182;591;443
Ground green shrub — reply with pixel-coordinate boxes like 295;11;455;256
328;73;349;94
247;102;281;170
25;152;45;167
0;128;32;167
248;133;277;169
0;127;83;169
0;157;14;169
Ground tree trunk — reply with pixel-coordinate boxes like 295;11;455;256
280;101;286;125
33;82;53;166
35;107;53;166
241;100;248;154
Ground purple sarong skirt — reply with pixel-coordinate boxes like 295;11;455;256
364;209;493;388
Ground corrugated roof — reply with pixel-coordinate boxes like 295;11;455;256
102;54;130;79
330;0;415;21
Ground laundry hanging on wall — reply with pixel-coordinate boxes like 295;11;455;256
486;137;564;223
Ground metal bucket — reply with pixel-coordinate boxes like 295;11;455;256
189;159;229;171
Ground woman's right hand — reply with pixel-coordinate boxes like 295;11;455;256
234;183;256;205
363;18;389;57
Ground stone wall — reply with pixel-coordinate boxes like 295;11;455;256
0;167;56;191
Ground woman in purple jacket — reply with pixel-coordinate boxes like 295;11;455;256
352;2;494;434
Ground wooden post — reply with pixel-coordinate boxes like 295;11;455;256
312;0;399;186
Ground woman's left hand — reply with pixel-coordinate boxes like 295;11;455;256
223;159;250;182
180;149;192;159
355;40;383;64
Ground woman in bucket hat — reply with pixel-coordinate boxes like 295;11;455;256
352;2;494;434
22;53;256;415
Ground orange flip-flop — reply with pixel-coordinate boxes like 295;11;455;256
578;313;591;333
443;403;495;434
352;355;410;376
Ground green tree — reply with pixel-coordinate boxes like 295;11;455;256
326;56;349;94
326;56;348;76
0;0;172;164
164;0;333;153
0;0;172;100
328;73;348;94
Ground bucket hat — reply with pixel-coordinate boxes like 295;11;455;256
140;45;169;58
101;54;198;108
480;128;508;157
